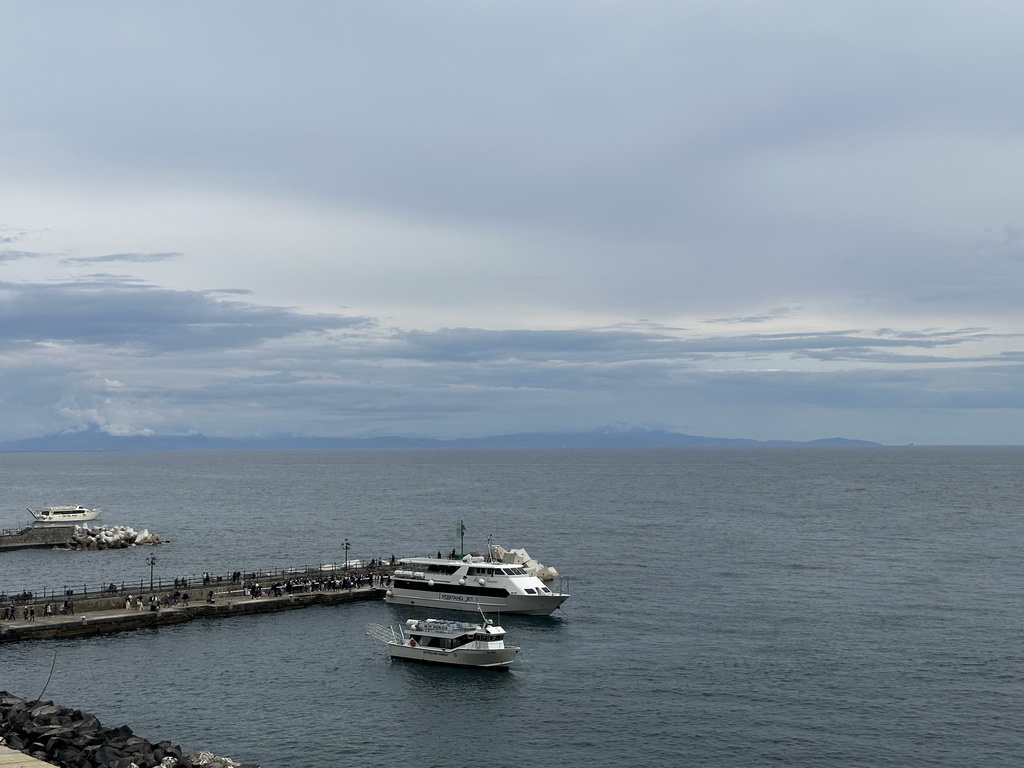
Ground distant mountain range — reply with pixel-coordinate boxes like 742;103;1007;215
0;427;882;452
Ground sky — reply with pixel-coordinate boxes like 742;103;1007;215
1;1;1023;446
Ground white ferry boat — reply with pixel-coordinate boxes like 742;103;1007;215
27;505;102;525
384;552;569;616
366;616;520;668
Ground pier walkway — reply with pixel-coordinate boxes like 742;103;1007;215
0;744;54;768
0;583;384;643
0;524;77;552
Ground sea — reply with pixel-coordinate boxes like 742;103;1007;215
1;447;1022;767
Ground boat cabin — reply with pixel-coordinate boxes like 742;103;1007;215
404;619;505;650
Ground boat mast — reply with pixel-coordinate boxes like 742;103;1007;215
456;519;466;557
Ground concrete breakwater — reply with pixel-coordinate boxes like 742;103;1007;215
64;524;164;550
0;692;257;768
0;523;164;552
0;524;79;551
0;572;389;643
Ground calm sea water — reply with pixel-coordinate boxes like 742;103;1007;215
1;447;1023;767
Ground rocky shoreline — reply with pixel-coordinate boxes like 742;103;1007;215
0;693;257;768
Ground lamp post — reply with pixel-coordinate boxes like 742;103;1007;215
145;555;157;592
343;538;350;571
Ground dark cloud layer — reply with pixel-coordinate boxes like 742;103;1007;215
0;272;1019;443
62;252;182;264
0;280;369;352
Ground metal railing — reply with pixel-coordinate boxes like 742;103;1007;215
0;558;398;607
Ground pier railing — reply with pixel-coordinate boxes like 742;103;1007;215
0;558;395;607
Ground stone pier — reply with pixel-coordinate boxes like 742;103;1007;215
0;525;77;552
0;582;386;643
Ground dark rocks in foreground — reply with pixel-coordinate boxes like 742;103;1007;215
0;692;257;768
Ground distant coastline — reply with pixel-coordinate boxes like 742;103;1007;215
0;427;882;453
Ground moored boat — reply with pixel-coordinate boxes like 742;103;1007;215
384;547;569;616
27;504;102;525
366;616;520;668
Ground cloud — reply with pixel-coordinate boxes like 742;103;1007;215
0;251;44;262
0;226;30;245
703;308;800;325
0;279;371;353
1;263;1022;443
61;252;182;265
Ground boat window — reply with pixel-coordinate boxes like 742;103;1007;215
524;588;536;594
425;564;460;575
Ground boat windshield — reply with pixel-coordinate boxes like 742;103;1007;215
467;566;528;576
421;564;461;575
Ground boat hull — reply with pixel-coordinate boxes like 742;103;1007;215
387;642;519;668
385;590;567;616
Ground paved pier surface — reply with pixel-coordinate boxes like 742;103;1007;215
0;585;383;643
0;524;76;552
0;744;53;767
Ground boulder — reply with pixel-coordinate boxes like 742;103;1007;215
0;693;256;768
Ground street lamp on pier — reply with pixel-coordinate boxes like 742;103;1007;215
145;555;157;592
343;539;350;570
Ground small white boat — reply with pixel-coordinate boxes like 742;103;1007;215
27;505;102;525
366;615;520;669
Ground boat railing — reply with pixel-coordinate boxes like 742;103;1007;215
365;623;401;644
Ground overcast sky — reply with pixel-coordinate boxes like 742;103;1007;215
2;1;1023;445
